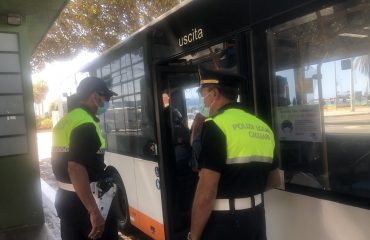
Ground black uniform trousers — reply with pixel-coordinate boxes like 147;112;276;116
201;204;267;240
55;189;118;240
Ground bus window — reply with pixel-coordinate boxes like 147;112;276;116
102;63;111;77
184;86;199;129
270;1;370;198
97;46;156;160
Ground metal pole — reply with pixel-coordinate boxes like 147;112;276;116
317;63;329;188
334;61;338;110
350;58;355;112
367;54;370;106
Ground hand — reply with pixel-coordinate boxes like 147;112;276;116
88;209;105;240
188;232;200;240
194;114;205;126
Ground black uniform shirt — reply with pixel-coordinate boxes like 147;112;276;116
198;103;278;198
52;105;106;183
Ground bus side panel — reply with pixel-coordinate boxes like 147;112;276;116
265;190;370;240
134;158;164;240
104;152;139;217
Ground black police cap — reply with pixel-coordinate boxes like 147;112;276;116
198;66;243;89
76;76;117;100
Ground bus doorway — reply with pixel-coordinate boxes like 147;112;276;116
156;39;243;239
157;66;199;239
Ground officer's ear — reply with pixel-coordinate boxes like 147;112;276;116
89;91;102;105
212;87;220;99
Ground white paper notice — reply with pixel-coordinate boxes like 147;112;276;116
276;105;322;142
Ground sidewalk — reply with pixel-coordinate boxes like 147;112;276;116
324;106;370;117
0;193;60;240
0;224;55;240
0;131;59;240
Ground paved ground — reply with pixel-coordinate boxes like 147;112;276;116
323;106;370;116
324;114;370;134
0;224;55;240
37;131;150;240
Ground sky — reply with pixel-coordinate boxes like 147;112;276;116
32;51;98;112
277;58;369;105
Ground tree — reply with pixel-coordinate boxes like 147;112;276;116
49;100;59;113
354;55;369;76
33;80;49;116
354;55;370;103
31;0;181;71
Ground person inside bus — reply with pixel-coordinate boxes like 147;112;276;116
172;108;197;213
190;112;206;171
51;76;118;240
188;67;281;240
162;89;197;231
162;90;193;168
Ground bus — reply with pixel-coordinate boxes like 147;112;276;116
79;0;370;239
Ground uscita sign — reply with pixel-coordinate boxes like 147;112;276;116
178;28;204;46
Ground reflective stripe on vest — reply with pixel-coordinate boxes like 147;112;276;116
206;108;275;165
52;108;105;152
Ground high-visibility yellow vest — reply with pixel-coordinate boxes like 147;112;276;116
206;108;275;164
52;108;105;152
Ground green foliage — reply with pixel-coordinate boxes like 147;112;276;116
33;80;49;104
49;100;59;112
36;116;53;130
33;80;49;116
32;0;181;71
354;55;369;76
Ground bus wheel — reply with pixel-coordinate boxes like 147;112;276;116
112;172;133;232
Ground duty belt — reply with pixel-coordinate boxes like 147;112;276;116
52;147;105;154
57;181;76;191
213;194;262;211
57;181;117;221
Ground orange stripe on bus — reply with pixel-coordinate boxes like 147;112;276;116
129;206;165;240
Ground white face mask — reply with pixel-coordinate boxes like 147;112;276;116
198;91;213;117
97;101;109;115
94;93;109;115
199;97;210;117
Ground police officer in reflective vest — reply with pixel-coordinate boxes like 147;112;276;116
51;77;118;240
189;68;281;240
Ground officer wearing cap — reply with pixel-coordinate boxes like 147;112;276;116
51;76;118;240
189;67;281;240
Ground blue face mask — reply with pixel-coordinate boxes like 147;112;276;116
199;97;210;117
97;101;109;115
198;91;212;117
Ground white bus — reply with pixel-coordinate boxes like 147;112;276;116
79;0;370;239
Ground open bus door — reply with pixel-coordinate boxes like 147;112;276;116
154;37;248;239
155;65;200;239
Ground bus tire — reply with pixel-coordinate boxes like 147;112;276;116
110;170;133;232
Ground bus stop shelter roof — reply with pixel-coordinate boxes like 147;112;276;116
0;0;69;52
